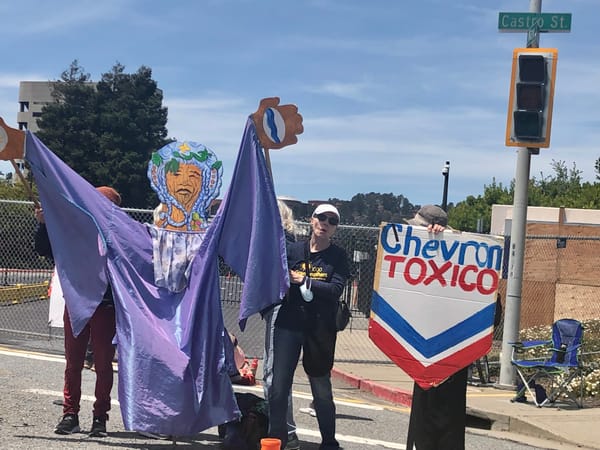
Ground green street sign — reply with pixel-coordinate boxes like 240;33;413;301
498;12;572;32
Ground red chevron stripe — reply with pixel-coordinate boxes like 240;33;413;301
369;318;492;389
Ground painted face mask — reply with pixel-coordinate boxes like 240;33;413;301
147;141;224;292
148;141;223;232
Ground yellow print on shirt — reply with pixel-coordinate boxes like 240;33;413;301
302;262;328;280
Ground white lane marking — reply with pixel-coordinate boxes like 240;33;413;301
234;383;385;411
26;389;405;449
295;428;405;449
0;348;65;362
9;348;405;448
26;388;121;406
0;347;120;371
8;351;382;410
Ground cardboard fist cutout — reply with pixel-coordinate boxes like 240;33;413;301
251;97;304;150
0;118;25;161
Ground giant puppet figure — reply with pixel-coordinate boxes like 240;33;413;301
0;97;303;436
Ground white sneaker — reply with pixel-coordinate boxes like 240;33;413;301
299;407;316;417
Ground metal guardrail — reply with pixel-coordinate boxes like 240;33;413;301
0;281;48;304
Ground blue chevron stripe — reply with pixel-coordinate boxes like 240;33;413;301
265;108;281;143
371;290;494;358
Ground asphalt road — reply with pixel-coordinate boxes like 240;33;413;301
0;276;565;450
0;277;264;354
0;344;560;450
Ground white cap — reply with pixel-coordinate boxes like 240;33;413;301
313;203;340;220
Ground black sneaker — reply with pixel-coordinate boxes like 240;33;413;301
137;431;170;440
54;413;80;434
285;432;301;449
84;351;94;370
89;415;108;437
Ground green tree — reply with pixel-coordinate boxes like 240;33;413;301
449;159;600;233
448;179;512;233
529;160;583;207
0;180;38;202
339;192;416;225
35;61;171;207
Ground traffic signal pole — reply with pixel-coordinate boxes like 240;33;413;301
498;0;542;389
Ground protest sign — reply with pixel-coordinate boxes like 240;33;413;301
369;223;503;389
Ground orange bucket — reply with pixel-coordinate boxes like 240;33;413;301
260;437;282;450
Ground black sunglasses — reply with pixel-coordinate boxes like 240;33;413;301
314;213;339;226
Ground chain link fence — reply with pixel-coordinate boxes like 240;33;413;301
1;199;599;367
0;200;383;362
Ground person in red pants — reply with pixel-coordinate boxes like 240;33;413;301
34;186;120;437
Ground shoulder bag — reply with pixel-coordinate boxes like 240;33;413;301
336;298;351;332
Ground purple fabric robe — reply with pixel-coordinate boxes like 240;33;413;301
25;118;289;435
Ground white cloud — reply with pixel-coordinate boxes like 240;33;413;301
0;0;127;36
0;0;598;207
303;81;375;102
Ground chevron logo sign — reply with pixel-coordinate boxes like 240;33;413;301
368;223;504;389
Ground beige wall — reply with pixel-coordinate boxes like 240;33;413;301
17;81;55;132
492;206;600;328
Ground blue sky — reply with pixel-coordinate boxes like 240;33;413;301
1;0;599;207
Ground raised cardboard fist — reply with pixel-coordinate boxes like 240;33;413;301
0;118;25;161
251;97;303;150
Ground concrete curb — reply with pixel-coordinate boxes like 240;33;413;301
331;366;517;429
331;367;412;407
331;366;595;449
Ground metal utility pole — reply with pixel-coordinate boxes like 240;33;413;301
441;161;450;211
498;0;541;388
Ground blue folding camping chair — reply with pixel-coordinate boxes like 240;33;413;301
511;318;585;408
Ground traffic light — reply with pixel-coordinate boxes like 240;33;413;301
505;48;558;148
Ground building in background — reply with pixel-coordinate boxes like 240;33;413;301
17;81;55;132
4;81;57;184
491;204;600;328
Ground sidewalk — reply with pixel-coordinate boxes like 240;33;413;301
332;328;600;450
